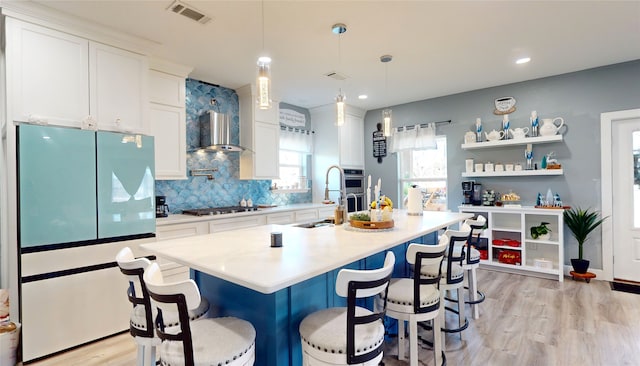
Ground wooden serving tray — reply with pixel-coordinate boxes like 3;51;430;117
349;220;394;229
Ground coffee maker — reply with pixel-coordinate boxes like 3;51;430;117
462;181;482;205
156;196;169;218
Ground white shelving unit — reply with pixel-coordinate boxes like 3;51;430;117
459;205;565;282
461;134;563;150
462;169;563;178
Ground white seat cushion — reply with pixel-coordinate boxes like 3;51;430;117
420;261;464;282
159;316;255;366
299;306;384;358
384;278;440;313
131;297;210;332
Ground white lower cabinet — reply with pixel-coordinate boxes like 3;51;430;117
155;221;208;281
266;211;295;224
294;209;319;223
317;206;336;220
209;215;267;233
459;206;565;282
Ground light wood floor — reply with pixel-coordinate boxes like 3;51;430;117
27;269;640;366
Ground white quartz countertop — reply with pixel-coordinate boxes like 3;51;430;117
156;203;333;226
143;210;472;294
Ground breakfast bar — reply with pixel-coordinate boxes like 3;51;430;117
141;210;472;366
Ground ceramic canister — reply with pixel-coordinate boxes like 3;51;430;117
475;163;484;172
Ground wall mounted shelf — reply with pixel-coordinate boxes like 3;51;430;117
461;134;563;150
462;169;563;178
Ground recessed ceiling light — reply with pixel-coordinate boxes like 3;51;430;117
516;57;531;64
358;95;368;100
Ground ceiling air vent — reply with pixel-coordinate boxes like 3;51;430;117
167;0;212;25
325;71;348;81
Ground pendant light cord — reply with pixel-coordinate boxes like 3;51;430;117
261;0;265;52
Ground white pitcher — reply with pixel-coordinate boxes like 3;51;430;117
539;117;564;136
509;127;529;139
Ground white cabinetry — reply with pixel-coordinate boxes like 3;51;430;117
155;221;208;281
310;104;366;202
459;206;565;281
339;113;365;167
148;60;192;180
294;209;319;223
6;18;149;133
266;211;295;224
89;42;148;133
209;215;267;233
7;18;89;127
318;206;336;220
237;84;280;179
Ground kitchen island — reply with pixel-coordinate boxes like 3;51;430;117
141;210;472;365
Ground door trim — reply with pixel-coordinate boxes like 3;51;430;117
601;108;640;281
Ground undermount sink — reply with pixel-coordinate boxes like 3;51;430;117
294;218;335;229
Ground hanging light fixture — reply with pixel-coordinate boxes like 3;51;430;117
257;0;272;109
332;23;347;126
381;54;393;137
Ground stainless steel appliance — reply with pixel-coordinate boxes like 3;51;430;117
156;196;169;217
182;206;260;216
344;169;365;212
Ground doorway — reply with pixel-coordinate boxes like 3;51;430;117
602;109;640;282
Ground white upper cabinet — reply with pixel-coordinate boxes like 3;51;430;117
6;18;149;133
7;18;89;127
310;104;365;203
237;84;280;180
89;42;148;133
148;61;192;180
339;113;365;168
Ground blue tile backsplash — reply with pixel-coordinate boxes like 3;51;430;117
155;79;311;213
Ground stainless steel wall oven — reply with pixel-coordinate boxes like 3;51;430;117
344;169;365;212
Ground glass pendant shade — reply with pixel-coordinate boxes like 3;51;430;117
335;91;346;126
383;108;393;137
257;56;272;109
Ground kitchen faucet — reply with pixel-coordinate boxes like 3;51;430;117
324;165;348;214
347;193;359;212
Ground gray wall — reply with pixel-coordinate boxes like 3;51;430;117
363;60;640;269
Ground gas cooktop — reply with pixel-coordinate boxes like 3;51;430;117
182;206;260;216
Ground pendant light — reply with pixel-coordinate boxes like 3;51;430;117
332;23;347;126
381;54;393;137
257;0;272;109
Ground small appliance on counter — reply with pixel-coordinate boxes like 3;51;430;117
156;196;169;217
462;181;482;205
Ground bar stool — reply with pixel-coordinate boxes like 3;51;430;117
381;241;447;366
116;247;210;366
144;262;256;366
460;215;487;319
299;251;395;366
419;227;470;350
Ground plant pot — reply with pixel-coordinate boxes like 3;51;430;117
571;258;590;274
539;233;551;241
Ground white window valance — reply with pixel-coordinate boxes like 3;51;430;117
279;127;313;153
390;123;437;152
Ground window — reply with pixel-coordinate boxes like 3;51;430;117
273;150;309;190
272;128;312;191
397;136;447;210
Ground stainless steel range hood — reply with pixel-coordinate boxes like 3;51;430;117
198;111;245;152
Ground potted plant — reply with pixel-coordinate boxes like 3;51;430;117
530;222;551;240
563;207;607;274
